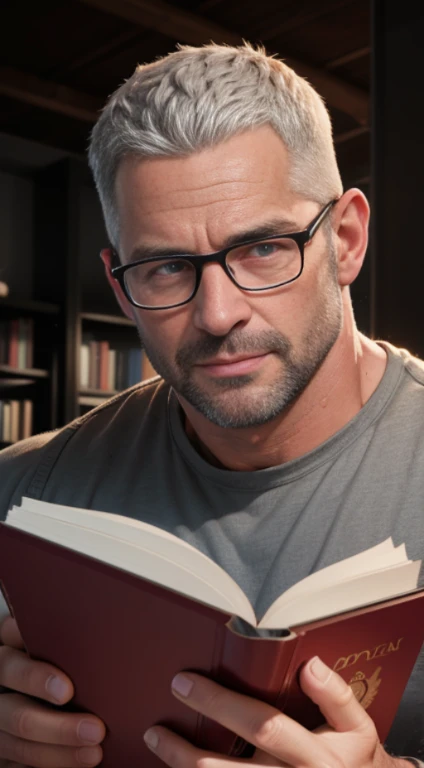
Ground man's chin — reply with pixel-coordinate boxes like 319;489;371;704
178;383;288;430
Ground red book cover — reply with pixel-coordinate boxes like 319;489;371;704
25;318;34;369
7;318;19;368
0;525;423;768
98;341;110;391
88;341;99;389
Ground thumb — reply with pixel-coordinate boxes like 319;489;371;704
300;656;375;735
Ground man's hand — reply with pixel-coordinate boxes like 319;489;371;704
0;617;105;767
143;656;409;767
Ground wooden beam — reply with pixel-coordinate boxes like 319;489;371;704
79;0;241;47
78;0;369;124
283;57;369;125
334;125;369;144
252;0;356;41
0;67;102;123
326;46;371;70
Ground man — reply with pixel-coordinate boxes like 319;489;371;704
0;43;423;768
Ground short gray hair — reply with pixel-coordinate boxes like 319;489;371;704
88;43;343;249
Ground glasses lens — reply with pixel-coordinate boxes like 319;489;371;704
124;258;196;308
227;238;302;289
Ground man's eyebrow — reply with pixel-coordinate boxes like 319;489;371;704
128;217;302;262
223;218;302;249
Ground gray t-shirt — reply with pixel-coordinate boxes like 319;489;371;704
0;341;423;758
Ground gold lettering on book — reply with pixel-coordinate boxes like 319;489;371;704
348;667;382;710
333;638;403;672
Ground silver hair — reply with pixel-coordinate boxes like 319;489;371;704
88;43;343;249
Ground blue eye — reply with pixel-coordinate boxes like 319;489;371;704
156;261;187;276
252;243;278;257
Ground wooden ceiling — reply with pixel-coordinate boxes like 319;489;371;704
0;0;370;185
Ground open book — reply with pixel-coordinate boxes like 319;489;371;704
0;497;423;768
5;497;421;629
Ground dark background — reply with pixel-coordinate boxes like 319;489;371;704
0;0;423;433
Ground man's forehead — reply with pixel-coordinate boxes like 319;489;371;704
115;126;292;201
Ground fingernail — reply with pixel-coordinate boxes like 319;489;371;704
171;673;194;697
310;656;333;686
77;720;104;744
144;728;159;751
78;746;102;766
45;674;69;703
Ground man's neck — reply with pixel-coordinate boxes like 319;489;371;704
180;330;388;472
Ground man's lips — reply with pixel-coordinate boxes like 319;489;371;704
195;352;271;377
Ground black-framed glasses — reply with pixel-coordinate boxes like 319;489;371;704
110;199;337;311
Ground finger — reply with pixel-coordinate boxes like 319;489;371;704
300;656;375;734
251;747;287;766
0;693;105;747
0;620;24;651
0;731;102;768
144;725;243;768
1;763;28;768
169;672;328;766
0;647;73;705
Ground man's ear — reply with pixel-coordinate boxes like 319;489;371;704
332;189;370;287
100;248;135;321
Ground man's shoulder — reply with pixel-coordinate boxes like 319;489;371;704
0;376;168;520
398;346;424;387
0;430;58;520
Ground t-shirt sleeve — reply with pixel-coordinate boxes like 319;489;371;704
0;431;57;521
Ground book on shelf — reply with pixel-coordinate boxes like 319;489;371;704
98;340;109;391
0;400;33;443
0;317;33;369
0;498;423;768
80;337;152;392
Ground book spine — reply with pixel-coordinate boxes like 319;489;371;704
89;341;98;389
127;349;142;388
80;345;90;389
8;319;19;368
18;319;27;370
99;341;110;391
0;320;7;364
22;400;33;440
108;349;116;391
3;402;11;442
10;400;19;443
26;318;34;369
198;624;300;755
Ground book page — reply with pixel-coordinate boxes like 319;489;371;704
9;499;257;626
263;539;407;612
260;561;421;629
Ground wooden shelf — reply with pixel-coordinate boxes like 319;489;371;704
79;387;117;398
0;298;60;315
0;377;35;390
0;364;49;379
80;312;134;327
78;394;111;407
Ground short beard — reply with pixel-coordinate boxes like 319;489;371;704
141;251;343;429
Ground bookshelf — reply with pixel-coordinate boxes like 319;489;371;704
77;312;155;415
0;298;60;447
17;157;155;429
1;152;157;444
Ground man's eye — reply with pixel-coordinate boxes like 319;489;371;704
149;260;189;278
251;243;279;257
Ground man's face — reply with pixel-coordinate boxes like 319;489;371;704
115;126;343;428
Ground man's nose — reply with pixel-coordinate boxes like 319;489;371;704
191;262;253;336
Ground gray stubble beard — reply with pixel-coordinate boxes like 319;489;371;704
140;253;343;429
